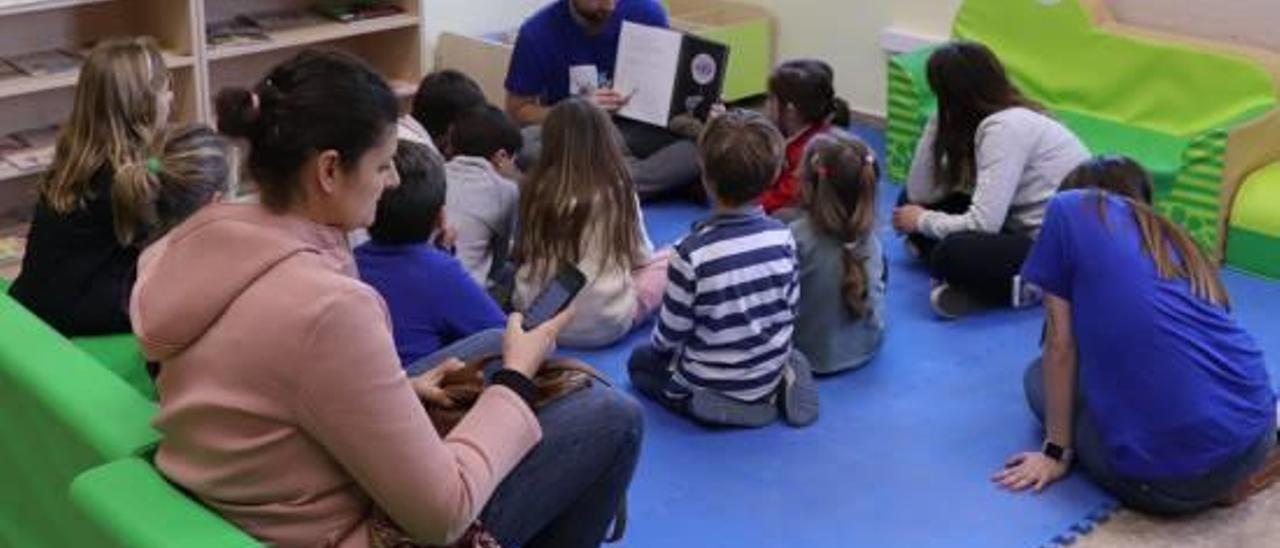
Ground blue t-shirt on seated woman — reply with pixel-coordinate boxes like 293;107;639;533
1021;190;1275;480
355;242;506;367
505;0;668;105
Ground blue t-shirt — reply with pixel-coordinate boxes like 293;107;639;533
355;242;506;367
1021;190;1275;480
505;0;668;105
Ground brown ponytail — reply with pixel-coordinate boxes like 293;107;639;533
800;132;880;317
1061;156;1230;308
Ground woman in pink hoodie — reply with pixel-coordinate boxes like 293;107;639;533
130;50;643;548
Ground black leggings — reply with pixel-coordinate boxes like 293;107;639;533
901;191;1034;306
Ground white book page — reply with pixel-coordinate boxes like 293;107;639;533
614;21;683;127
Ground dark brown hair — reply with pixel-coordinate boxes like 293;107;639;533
516;98;643;282
215;50;398;211
698;109;785;206
768;59;851;128
800;132;879;317
927;41;1042;192
1061;155;1229;308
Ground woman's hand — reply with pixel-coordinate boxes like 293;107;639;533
892;204;927;234
411;358;467;404
992;451;1069;492
502;307;575;378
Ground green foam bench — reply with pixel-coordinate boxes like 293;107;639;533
885;0;1277;257
0;291;158;546
1228;162;1280;279
70;456;260;548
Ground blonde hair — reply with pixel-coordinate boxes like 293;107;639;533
40;36;170;245
800;132;880;317
516;98;643;282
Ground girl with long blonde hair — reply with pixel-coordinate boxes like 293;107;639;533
513;98;669;347
10;37;174;335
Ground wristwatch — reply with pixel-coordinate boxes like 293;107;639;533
1042;441;1073;463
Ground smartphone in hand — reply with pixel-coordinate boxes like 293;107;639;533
521;263;587;331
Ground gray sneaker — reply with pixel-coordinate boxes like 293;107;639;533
778;360;819;427
929;283;983;320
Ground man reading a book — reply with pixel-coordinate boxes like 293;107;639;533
505;0;701;198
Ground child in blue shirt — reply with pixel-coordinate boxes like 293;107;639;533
355;140;505;370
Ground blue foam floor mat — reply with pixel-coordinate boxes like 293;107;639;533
563;125;1280;547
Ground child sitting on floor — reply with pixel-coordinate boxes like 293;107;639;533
355;140;506;368
627;109;819;428
790;131;887;375
760;59;851;217
444;105;523;293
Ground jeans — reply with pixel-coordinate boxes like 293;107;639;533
518;120;700;198
1023;358;1274;515
404;328;505;377
481;383;644;547
900;191;1033;305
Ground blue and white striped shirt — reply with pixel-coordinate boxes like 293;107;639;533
652;206;799;403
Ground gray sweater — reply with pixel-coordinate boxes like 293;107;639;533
790;214;886;375
444;156;520;285
907;107;1090;239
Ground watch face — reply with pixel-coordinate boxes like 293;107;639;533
1043;442;1065;461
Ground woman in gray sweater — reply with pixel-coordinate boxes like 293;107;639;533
893;41;1089;319
790;132;886;374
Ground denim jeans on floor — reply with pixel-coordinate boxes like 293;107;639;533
481;383;644;547
627;343;803;427
1023;358;1274;515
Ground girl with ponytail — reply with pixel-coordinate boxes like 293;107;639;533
761;59;852;215
997;156;1278;514
789;131;886;374
10;37;175;335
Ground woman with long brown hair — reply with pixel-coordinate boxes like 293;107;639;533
513;98;669;348
10;37;175;335
995;156;1277;514
892;40;1089;319
790;131;886;374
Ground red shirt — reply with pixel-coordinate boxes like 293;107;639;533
761;122;831;213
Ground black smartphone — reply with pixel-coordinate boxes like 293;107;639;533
521;263;587;331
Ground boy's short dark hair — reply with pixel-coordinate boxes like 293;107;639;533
368;140;447;245
411;69;487;140
451;105;523;159
697;110;785;206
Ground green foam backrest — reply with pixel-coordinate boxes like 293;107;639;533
953;0;1276;137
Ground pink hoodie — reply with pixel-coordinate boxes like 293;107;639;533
131;203;541;547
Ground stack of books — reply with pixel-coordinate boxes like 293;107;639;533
207;2;406;47
0;125;59;180
0;48;81;81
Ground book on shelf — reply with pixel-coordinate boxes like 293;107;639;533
6;49;81;77
314;1;405;23
246;8;328;32
12;125;59;149
207;17;270;47
0;59;22;83
0;125;60;176
0;233;25;269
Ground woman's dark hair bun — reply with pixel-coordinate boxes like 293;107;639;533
215;88;259;138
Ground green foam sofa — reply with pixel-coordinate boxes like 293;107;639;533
885;0;1279;263
1228;163;1280;279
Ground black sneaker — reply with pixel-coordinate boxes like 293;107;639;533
929;283;983;320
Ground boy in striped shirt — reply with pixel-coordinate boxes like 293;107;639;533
628;110;819;427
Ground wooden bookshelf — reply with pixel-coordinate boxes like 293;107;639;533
0;0;431;278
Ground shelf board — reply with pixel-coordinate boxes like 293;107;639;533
0;52;195;100
0;161;49;184
0;0;111;18
208;14;420;61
